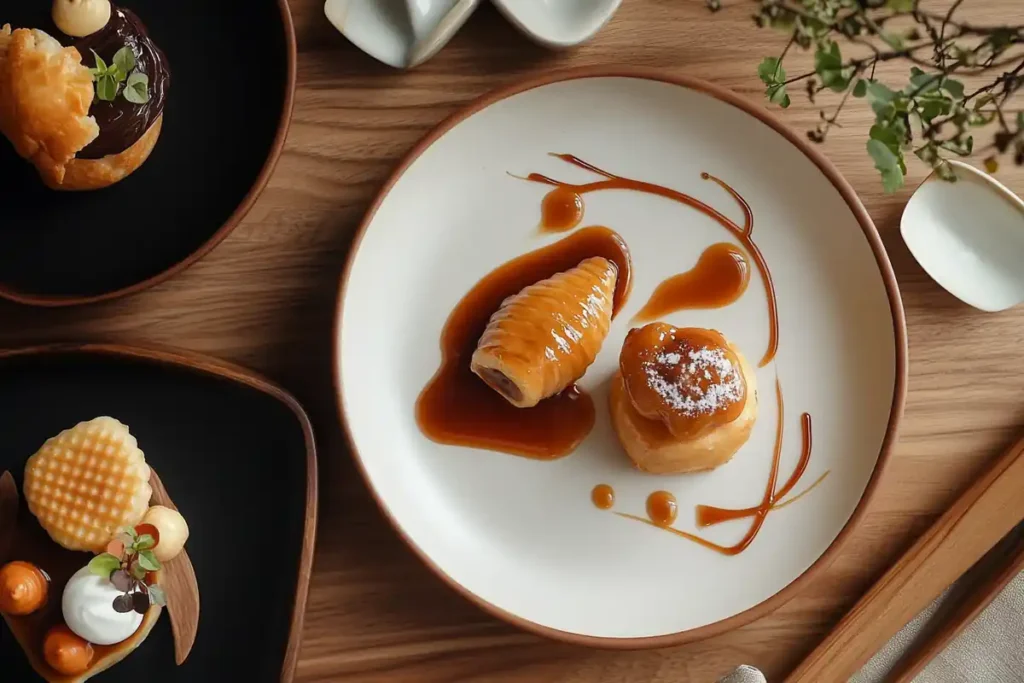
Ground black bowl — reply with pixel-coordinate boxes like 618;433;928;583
0;344;317;681
0;1;295;306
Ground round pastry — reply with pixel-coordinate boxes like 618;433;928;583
610;324;758;474
0;1;170;190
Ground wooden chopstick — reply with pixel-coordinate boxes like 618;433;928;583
884;521;1024;683
785;434;1024;683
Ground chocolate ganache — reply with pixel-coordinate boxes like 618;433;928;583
57;5;170;159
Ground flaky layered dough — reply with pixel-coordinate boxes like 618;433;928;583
0;25;161;190
471;257;618;408
609;344;758;474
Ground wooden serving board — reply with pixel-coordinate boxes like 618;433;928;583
2;0;1023;680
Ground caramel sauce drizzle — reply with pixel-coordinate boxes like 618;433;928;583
634;242;750;322
416;226;633;459
591;484;615;510
613;379;829;556
525;153;779;367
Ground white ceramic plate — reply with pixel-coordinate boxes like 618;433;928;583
335;69;907;645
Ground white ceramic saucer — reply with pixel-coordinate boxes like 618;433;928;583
335;69;907;644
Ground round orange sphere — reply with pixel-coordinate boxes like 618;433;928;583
0;561;48;615
44;624;94;676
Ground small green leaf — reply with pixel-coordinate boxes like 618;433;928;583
942;78;965;100
147;584;167;606
767;83;790;107
868;139;904;193
88;553;121;577
135;534;156;550
853;79;867;98
90;49;108;73
906;70;939;95
866;80;897;104
880;32;904;50
122;72;150;104
869;123;902;154
130;560;148;580
113;46;135;75
96;74;118;101
137;549;161;572
757;57;785;85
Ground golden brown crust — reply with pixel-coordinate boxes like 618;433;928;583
0;26;99;186
0;25;161;190
470;257;617;408
609;344;758;474
56;115;163;191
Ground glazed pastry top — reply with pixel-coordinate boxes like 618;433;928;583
620;324;748;441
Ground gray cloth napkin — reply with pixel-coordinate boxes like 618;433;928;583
717;571;1024;683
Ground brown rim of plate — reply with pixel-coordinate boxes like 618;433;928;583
0;0;297;308
0;342;319;679
331;66;909;649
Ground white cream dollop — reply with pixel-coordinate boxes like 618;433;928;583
52;0;112;38
62;566;143;646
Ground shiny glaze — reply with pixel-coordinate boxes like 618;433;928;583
60;6;171;158
526;154;778;366
635;242;750;321
619;325;746;441
416;226;633;459
540;186;584;232
616;379;827;556
0;472;147;682
646;491;677;527
591;484;615;510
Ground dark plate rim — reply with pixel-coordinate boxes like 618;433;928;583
0;0;298;308
0;342;318;680
332;67;909;649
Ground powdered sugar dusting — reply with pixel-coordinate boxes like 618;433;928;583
644;346;743;416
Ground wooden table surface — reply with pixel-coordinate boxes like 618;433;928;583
3;1;1023;681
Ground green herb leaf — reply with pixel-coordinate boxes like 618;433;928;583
88;553;121;577
130;560;148;580
122;72;150;104
942;78;965;100
815;41;850;92
867;139;904;193
96;74;118;101
767;84;791;108
136;534;156;550
90;49;108;74
866;80;897;104
852;79;867;98
113;46;136;75
880;32;904;50
137;549;161;572
147;584;167;606
757;57;784;85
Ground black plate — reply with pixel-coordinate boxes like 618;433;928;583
0;345;317;681
0;1;295;306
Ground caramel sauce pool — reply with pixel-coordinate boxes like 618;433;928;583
635;243;750;322
646;491;678;527
540;186;584;232
416;226;633;459
528;154;778;367
591;484;615;510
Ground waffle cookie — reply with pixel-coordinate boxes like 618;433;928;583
23;417;152;553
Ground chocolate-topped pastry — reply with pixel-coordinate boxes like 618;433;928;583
0;0;171;190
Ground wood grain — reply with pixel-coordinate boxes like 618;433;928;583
149;469;201;667
2;1;1023;681
886;522;1024;683
786;435;1024;682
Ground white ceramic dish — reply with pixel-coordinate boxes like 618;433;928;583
901;159;1024;312
324;0;480;69
492;0;622;48
335;69;907;644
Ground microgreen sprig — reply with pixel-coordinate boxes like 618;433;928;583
89;46;150;104
88;524;166;614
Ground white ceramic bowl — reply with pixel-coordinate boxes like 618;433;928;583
492;0;622;48
901;159;1024;312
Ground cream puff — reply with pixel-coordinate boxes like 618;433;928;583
0;1;170;190
610;324;758;474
